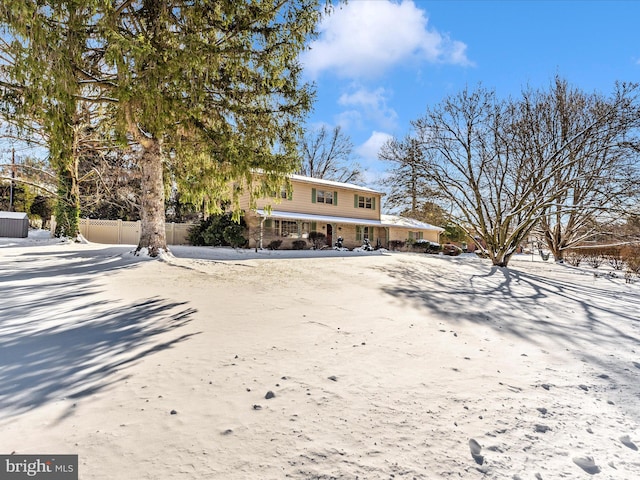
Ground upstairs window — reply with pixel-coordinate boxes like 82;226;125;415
317;190;333;204
268;187;290;200
312;188;337;205
355;195;375;209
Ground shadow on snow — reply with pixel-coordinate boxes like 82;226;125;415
379;255;640;414
0;246;198;420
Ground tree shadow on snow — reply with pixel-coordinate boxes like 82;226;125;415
379;256;640;409
0;247;199;420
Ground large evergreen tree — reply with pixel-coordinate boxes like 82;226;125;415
2;1;328;255
0;1;98;236
378;134;440;216
95;0;324;255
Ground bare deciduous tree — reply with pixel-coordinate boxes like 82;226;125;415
414;86;548;266
526;79;640;260
412;80;640;267
298;125;361;183
378;134;441;217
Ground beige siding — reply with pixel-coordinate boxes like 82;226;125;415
388;227;440;244
240;178;381;221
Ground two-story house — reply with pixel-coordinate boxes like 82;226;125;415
240;174;443;250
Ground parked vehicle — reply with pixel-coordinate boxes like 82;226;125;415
442;244;463;256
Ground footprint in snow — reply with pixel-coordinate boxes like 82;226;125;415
620;435;638;451
573;456;600;475
469;438;484;465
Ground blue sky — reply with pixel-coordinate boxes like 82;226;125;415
300;0;640;187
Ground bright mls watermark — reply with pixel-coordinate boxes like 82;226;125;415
0;455;77;479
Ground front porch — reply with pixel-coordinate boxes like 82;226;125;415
247;210;388;250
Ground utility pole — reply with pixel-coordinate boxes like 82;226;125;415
9;148;16;211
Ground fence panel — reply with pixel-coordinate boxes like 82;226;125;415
121;221;141;244
81;219;120;244
168;223;192;245
76;218;193;245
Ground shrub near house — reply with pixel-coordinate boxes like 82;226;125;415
188;212;247;247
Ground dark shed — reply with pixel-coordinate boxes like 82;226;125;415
0;211;29;238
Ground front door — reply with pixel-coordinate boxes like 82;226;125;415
326;224;333;247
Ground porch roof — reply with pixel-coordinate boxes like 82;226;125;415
255;210;444;231
255;209;383;227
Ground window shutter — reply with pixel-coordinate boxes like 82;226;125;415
265;219;272;228
334;191;338;206
356;226;362;241
408;231;414;241
372;197;376;210
287;190;293;201
311;221;317;231
354;194;359;208
311;188;316;203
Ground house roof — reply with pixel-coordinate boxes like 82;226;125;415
380;214;445;232
289;174;383;195
256;210;444;232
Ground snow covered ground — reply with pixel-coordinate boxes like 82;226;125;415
1;231;639;479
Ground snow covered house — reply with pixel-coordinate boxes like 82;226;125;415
239;174;443;250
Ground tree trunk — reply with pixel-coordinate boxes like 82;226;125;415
52;115;80;238
53;160;80;238
490;251;511;267
542;222;565;262
136;137;167;256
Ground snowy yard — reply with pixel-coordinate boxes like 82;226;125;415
1;232;639;479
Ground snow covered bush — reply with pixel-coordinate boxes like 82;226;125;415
564;251;583;267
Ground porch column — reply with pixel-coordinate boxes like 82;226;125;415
259;217;265;249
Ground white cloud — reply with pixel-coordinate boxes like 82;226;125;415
302;0;471;79
334;110;363;131
338;86;398;131
356;131;394;161
339;87;387;109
